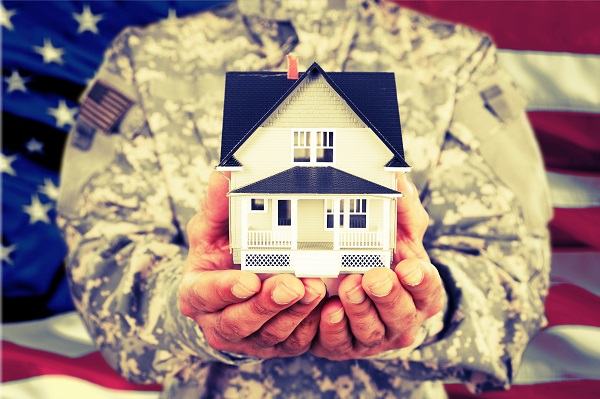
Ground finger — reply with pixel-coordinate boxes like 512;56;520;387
395;258;445;317
395;173;429;261
395;172;421;217
361;267;418;346
253;279;326;349
178;269;261;316
217;274;305;340
278;300;323;357
313;297;352;360
187;171;230;247
338;274;385;349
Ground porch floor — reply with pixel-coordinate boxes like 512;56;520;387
298;242;333;251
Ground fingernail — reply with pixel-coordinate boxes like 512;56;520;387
400;262;425;286
368;276;393;297
329;307;345;324
346;285;366;304
231;281;257;299
300;285;322;304
272;282;301;305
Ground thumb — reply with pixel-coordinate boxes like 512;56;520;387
187;171;230;246
395;258;445;316
205;170;230;224
395;173;429;261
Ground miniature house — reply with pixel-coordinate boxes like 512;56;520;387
217;61;410;278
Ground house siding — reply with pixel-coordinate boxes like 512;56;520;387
248;205;271;230
232;127;396;189
297;199;331;242
262;74;367;129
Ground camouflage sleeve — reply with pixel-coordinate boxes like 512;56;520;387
367;37;553;394
57;30;260;386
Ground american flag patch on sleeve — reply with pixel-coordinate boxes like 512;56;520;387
79;80;134;134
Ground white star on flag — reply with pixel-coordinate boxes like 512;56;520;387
4;70;28;93
1;154;17;175
48;100;77;128
73;5;103;34
34;38;65;65
25;138;44;154
23;194;53;224
1;244;17;265
39;178;59;201
0;4;17;30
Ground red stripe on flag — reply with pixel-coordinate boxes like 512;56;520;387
1;341;162;391
550;208;600;249
395;1;600;54
446;380;600;399
545;284;600;328
529;112;600;172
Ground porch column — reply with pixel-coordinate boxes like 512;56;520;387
383;198;390;250
241;197;249;249
291;198;298;250
333;198;341;250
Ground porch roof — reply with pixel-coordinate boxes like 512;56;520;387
230;166;402;196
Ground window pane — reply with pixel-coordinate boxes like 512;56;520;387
294;148;310;162
326;214;333;229
349;215;366;228
251;198;264;211
316;148;333;162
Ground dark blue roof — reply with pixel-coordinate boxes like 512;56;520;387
386;156;410;168
230;166;402;195
221;156;241;167
219;62;407;168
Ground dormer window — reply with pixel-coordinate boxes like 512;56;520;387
292;129;335;165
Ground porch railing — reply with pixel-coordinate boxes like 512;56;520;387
247;230;292;248
340;231;383;248
246;230;383;249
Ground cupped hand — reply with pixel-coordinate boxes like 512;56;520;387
178;171;326;358
312;174;445;360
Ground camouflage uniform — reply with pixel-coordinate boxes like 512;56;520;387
57;1;552;398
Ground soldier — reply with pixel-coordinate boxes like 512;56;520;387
57;0;552;398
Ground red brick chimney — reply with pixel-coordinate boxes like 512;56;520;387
287;54;299;80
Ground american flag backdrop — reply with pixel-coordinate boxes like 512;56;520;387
2;1;599;398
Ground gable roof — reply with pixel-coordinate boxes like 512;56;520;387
219;62;408;168
230;166;402;196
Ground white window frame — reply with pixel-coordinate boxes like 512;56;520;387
324;199;340;230
250;198;268;213
324;199;368;230
292;129;335;165
347;198;368;229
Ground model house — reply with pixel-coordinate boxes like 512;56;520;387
217;60;410;278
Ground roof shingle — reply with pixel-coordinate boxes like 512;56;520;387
230;166;403;196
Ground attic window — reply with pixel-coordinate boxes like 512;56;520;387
292;129;335;165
